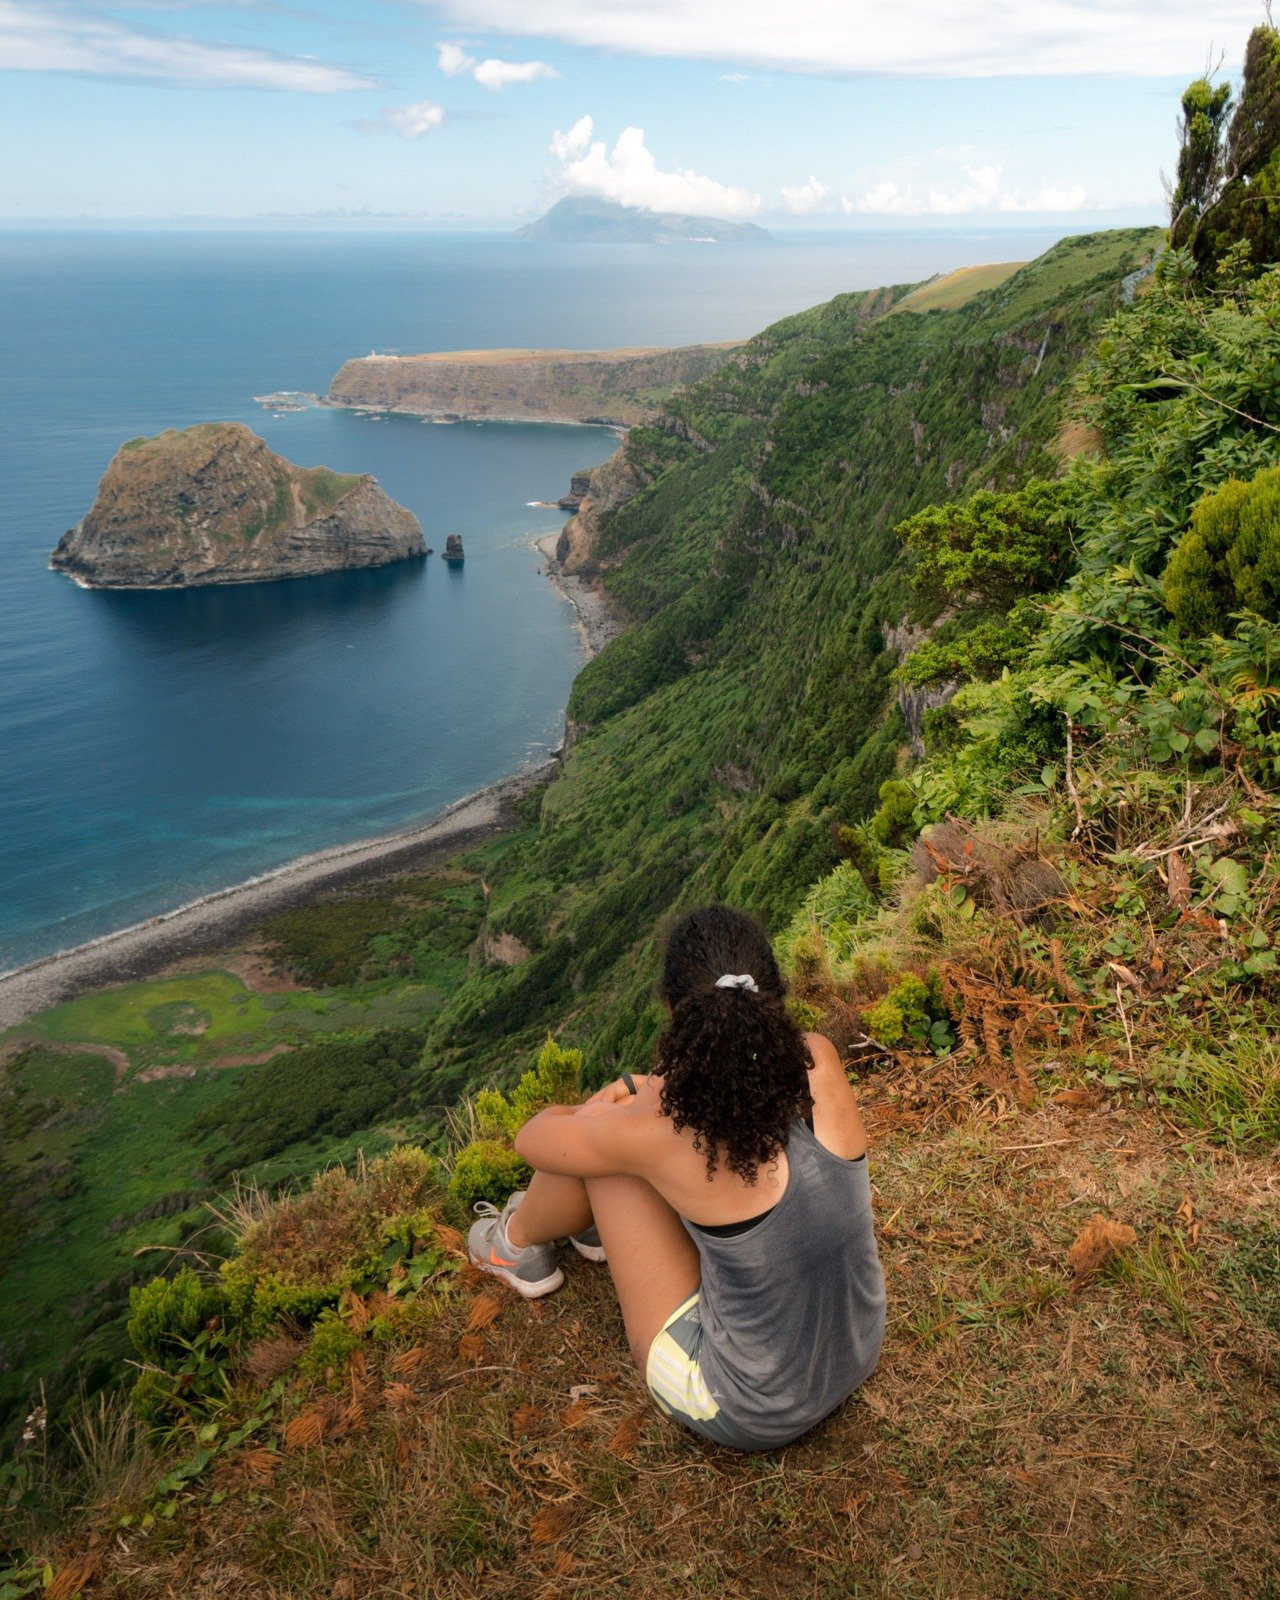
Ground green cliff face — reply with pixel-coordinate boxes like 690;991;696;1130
411;228;1165;1096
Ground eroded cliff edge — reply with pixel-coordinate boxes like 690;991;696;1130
51;423;425;589
325;343;742;428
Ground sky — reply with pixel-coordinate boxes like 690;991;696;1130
0;1;1263;227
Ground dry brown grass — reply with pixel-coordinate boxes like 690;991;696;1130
55;1085;1279;1600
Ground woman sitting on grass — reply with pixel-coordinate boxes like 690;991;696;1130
467;904;885;1451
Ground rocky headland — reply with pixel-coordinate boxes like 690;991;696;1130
325;343;741;429
554;447;651;575
50;423;425;589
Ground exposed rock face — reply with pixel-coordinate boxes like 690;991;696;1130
555;447;650;575
558;470;593;511
883;621;957;758
442;533;464;563
326;344;741;429
51;424;425;589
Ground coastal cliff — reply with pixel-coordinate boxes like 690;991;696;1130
555;446;650;574
325;343;741;428
50;423;425;588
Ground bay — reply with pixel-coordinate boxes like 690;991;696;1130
0;226;1065;968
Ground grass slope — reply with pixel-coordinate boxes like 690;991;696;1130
39;1087;1280;1599
890;260;1026;314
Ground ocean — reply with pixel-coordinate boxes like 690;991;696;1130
0;226;1067;970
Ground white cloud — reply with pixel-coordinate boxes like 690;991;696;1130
548;114;761;218
0;0;376;90
850;163;1087;215
436;41;474;75
780;175;829;215
436;38;556;89
1005;181;1088;211
429;0;1254;77
718;70;748;81
926;162;1002;214
383;99;446;137
550;113;592;162
474;56;555;88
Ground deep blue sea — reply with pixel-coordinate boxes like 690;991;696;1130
0;226;1067;970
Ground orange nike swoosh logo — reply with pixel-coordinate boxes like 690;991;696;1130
490;1247;517;1268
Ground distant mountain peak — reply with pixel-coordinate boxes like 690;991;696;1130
514;197;771;244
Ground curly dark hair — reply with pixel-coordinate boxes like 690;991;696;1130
653;905;813;1184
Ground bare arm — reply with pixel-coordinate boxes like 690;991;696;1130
514;1096;648;1179
804;1032;868;1160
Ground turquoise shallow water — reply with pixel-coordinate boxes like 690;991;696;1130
0;227;1066;969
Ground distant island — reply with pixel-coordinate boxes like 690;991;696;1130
513;196;771;244
326;342;743;428
50;423;425;589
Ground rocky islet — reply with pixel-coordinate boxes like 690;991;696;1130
51;422;426;588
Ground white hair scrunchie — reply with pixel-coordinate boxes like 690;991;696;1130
715;973;758;993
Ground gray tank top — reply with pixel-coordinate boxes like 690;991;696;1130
682;1119;885;1446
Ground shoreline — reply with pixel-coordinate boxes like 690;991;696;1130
0;531;624;1035
534;533;623;657
0;763;553;1033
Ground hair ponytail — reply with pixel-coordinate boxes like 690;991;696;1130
653;906;813;1182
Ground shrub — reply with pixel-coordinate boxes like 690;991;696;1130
862;974;932;1047
448;1141;531;1213
220;1146;443;1338
861;972;954;1054
447;1036;582;1211
1164;467;1280;634
127;1267;223;1364
869;778;918;850
298;1310;361;1389
898;478;1079;622
777;861;879;978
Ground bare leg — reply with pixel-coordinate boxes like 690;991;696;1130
584;1174;700;1371
506;1169;593;1248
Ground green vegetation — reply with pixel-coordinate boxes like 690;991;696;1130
243;466;292;541
259;870;485;989
192;1027;425;1178
391;225;1161;1095
299;466;361;517
1172;25;1280;273
0;1028;425;1442
446;1035;582;1209
1163;466;1280;632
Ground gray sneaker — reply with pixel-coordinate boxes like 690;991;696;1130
570;1224;607;1263
468;1192;565;1298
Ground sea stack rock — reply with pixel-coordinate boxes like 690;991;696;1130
50;423;425;589
442;533;465;564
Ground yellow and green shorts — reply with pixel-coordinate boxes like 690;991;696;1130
645;1293;759;1450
